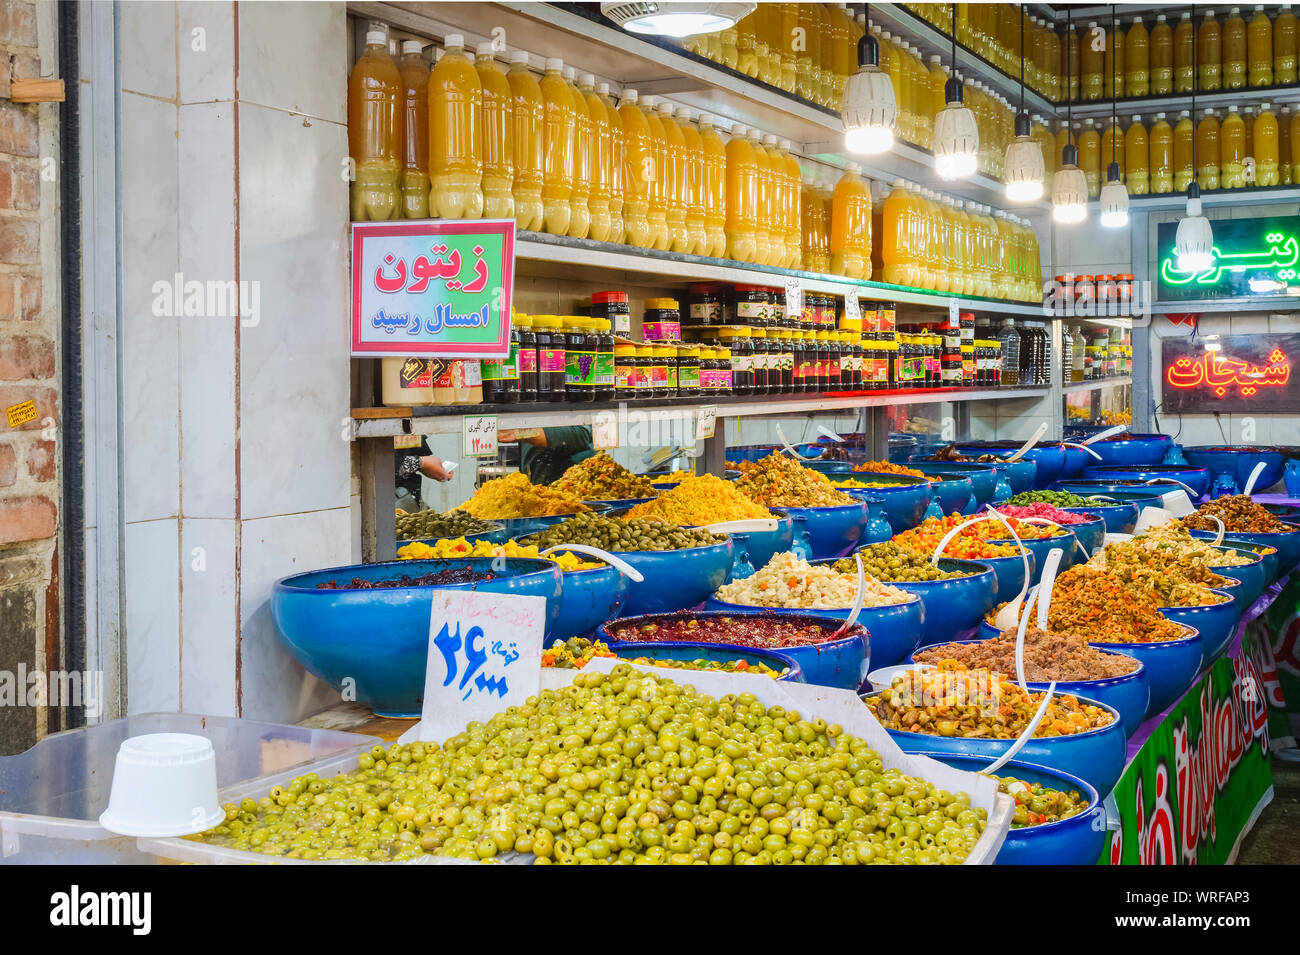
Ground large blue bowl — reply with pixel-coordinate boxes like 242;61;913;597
878;694;1128;796
1210;574;1247;615
1083;464;1211;499
779;501;870;559
975;552;1037;604
1091;623;1204;716
1216;536;1283;583
705;513;794;576
1088;433;1173;467
702;595;924;671
1210;547;1268;607
916;754;1106;865
978;530;1079;581
892;560;998;647
1181;446;1289;495
605;641;805;682
1059;502;1138;535
957;442;1068;489
846;474;932;533
1191;528;1300;579
910;461;1000;508
270;557;564;717
1057;514;1106;558
553;564;629;640
981;458;1039;496
1051;479;1165;502
498;504;611;539
1158;591;1238;662
907;639;1149;738
612;541;736;617
599;611;868;689
803;459;855;475
1059;444;1092;479
926;476;976;516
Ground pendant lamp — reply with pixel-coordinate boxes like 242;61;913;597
842;5;897;154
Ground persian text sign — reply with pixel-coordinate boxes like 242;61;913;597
1161;333;1299;413
1156;215;1300;301
351;219;515;358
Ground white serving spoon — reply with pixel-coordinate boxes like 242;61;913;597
1079;425;1128;445
817;426;846;443
1005;422;1049;462
833;552;867;637
1059;442;1103;460
704;518;781;534
541;544;645;582
1242;461;1268;497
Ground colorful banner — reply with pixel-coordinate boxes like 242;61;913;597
1102;655;1273;865
350;219;515;358
1245;577;1300;749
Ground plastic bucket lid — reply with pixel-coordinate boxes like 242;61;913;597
98;733;225;837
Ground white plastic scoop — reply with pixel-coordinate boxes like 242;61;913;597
1005;422;1049;462
541;544;645;582
1207;514;1226;546
775;424;815;459
1242;461;1268;497
704;518;781;534
833;552;867;637
1060;442;1103;460
817;426;845;443
1079;425;1128;445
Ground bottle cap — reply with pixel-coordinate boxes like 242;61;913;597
545;56;563;71
642;93;658;107
365;30;387;46
780;138;793;151
596;81;611;95
1156;112;1166;119
403;40;423;55
562;65;575;80
622;88;638;103
1132;114;1142;122
699;111;714;124
679;106;695;121
845;161;862;174
475;42;495;57
445;33;465;49
657;99;675;114
579;72;595;87
764;133;778;144
731;123;749;137
510;49;529;65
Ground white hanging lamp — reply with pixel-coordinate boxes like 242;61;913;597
1004;8;1044;201
1099;161;1129;227
1053;144;1088;223
842;6;897;154
933;3;978;180
1176;182;1215;272
600;1;754;37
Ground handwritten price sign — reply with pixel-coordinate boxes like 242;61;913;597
462;414;498;457
413;590;545;743
350;219;516;358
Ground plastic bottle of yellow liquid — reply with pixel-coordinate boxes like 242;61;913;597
1197;109;1222;190
562;67;590;239
718;23;739;71
922;190;942;291
678;108;706;257
397;41;429;220
1280;106;1294;185
830;3;853;106
1150;14;1173;95
829;162;869;281
1174;12;1196;92
745;127;772;266
1255;103;1280;185
801;178;823;272
912;187;933;290
735;10;759;79
1126;16;1150;97
1199;11;1223;90
1223;7;1248;89
941;196;961;295
1220;106;1246;188
1149;113;1174;194
1080;20;1104;101
656;101;688;253
971;204;993;299
778;3;798;93
880;179;908;287
817;4;836;107
1079;119;1102;197
596;84;624;244
578;74;611;242
1032;116;1055;193
1244;106;1256;165
796;5;817;102
724;124;757;263
506;52;545;232
1104;21;1124;99
698;113;727;258
992;211;1014;300
779;140;802;269
1101;117;1126;184
640;95;670;251
1173;110;1195;191
1290;109;1300;185
1124;116;1149;195
954;198;976;297
1277;4;1298;83
617;89;652;248
758;133;782;266
348;30;403;221
1248;6;1274;86
757;3;780;87
476;45;514;221
539;58;573;235
429;35;484;220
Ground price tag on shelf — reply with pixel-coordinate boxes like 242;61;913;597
784;277;804;324
696;405;718;440
411;590;545;743
392;433;423;450
948;298;960;328
592;409;619;450
461;414;498;457
843;287;862;324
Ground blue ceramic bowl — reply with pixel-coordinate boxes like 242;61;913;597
1210;574;1247;616
978;530;1079;581
957;442;1068;489
1091;622;1203;716
1082;464;1211;499
499;504;611;539
724;445;782;465
613;541;736;617
986;458;1039;496
846;474;932;533
553;564;629;640
1060;502;1138;535
1058;514;1106;558
599;611;868;689
916;754;1106;865
780;501;870;559
584;496;656;512
1051;480;1163;502
399;523;509;549
857;495;894;545
1218;537;1281;584
270;557;564;717
1088;433;1173;467
975;552;1037;604
878;694;1128;796
1191;528;1300;579
892;560;998;647
803;459;855;475
1210;546;1267;607
702;595;924;672
706;513;794;576
927;476;976;516
1181;446;1289;495
1158;591;1238;662
1060;444;1092;479
907;639;1149;738
605;641;805;682
910;461;1000;508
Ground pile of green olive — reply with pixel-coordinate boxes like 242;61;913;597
523;512;724;552
395;509;499;542
190;667;988;864
834;542;973;582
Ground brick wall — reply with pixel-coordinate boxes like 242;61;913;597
0;0;58;754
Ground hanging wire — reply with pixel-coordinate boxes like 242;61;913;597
1191;3;1197;173
1110;5;1117;165
950;3;958;72
1019;3;1025;115
1066;7;1073;147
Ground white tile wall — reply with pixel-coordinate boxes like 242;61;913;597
124;518;180;713
179;1;236;104
180;518;238;714
236;1;346;122
120;1;177;100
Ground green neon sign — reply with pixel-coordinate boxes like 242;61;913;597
1156;216;1300;301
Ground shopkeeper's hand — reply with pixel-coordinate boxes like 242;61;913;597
419;455;453;482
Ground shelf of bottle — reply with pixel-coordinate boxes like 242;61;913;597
349;1;1044;210
350;385;1052;438
1061;376;1133;395
513;231;1046;315
1061;84;1300;120
1085;184;1300;211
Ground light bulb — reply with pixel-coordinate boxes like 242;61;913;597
933;78;979;180
841;36;897;156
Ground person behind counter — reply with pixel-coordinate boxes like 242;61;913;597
395;438;454;511
499;426;594;485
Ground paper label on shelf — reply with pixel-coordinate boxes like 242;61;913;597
392;433;423;450
843;288;862;324
696;406;718;440
784;278;804;324
412;590;545;743
948;299;960;328
461;414;498;457
592;410;619;450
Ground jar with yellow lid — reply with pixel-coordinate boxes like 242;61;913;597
644;298;682;342
716;347;734;395
653;343;679;397
563;316;596;402
592;316;615;401
634;343;655;399
515;314;537;402
677;344;701;395
718;326;752;396
614;341;637;401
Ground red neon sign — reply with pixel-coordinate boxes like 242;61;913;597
1165;347;1292;398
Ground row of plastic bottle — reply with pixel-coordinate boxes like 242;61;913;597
911;4;1299;101
680;3;864;111
1054;104;1289;195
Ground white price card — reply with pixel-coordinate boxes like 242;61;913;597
784;277;804;323
461;414;498;457
412;590;546;743
843;287;862;324
592;409;619;450
948;298;960;328
696;405;718;440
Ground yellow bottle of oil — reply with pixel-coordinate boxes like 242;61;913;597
506;51;544;232
617;88;652;248
578;73;611;243
539;57;574;235
428;34;483;220
348;29;403;221
475;44;514;221
1149;112;1174;194
597;83;624;243
1173;110;1195;192
397;40;430;219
